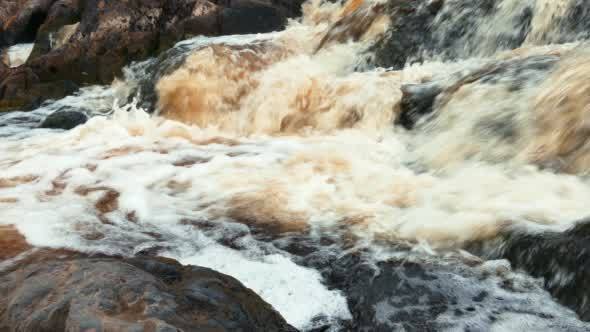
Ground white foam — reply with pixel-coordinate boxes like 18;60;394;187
169;245;351;329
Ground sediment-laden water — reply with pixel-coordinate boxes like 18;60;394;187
2;0;590;330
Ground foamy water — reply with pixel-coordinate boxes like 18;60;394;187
2;0;590;329
2;43;34;67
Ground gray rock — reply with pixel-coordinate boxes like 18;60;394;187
39;108;87;129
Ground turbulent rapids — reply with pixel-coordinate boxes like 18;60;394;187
3;0;590;330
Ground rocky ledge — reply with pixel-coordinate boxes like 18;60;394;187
0;0;305;111
0;250;297;332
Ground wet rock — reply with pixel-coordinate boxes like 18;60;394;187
0;0;306;110
371;0;439;69
371;0;527;67
397;82;442;129
0;66;40;111
0;66;78;111
372;0;590;68
395;54;560;129
220;3;285;35
0;226;31;260
481;219;590;321
0;0;56;48
0;254;298;332
27;0;82;61
320;252;589;331
39;108;88;129
0;55;7;76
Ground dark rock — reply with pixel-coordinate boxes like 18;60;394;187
0;66;40;111
371;0;439;69
39;108;88;129
0;0;56;48
371;0;527;67
220;3;285;35
395;54;560;130
0;0;306;110
0;55;7;76
0;65;79;111
0;254;298;332
315;1;386;53
371;0;590;68
397;82;442;129
322;252;589;331
479;218;590;321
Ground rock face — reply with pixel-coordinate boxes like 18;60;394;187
267;230;590;331
0;0;306;111
372;0;590;69
370;0;440;69
482;219;590;322
0;254;297;332
397;54;560;129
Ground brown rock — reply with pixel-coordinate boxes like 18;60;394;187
28;0;81;60
0;225;31;260
0;0;57;48
0;0;306;110
0;255;298;331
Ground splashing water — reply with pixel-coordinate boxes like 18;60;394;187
3;0;590;329
1;43;34;67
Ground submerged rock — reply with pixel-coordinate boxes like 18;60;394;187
396;54;560;129
0;253;297;332
371;0;440;69
39;108;88;129
322;252;589;331
397;82;442;129
480;219;590;321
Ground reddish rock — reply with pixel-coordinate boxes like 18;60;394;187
0;0;306;111
0;254;298;331
0;0;56;48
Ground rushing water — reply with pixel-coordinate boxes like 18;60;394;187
2;0;590;330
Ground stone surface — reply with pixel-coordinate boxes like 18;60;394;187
371;0;590;69
0;0;56;48
39;108;88;129
0;253;298;332
480;219;590;322
0;0;306;111
396;54;560;129
321;252;589;331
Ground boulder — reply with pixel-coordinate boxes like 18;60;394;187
39;108;88;129
371;0;440;69
0;66;78;111
479;219;590;321
0;253;298;332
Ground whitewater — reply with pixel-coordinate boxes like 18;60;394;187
2;0;590;330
